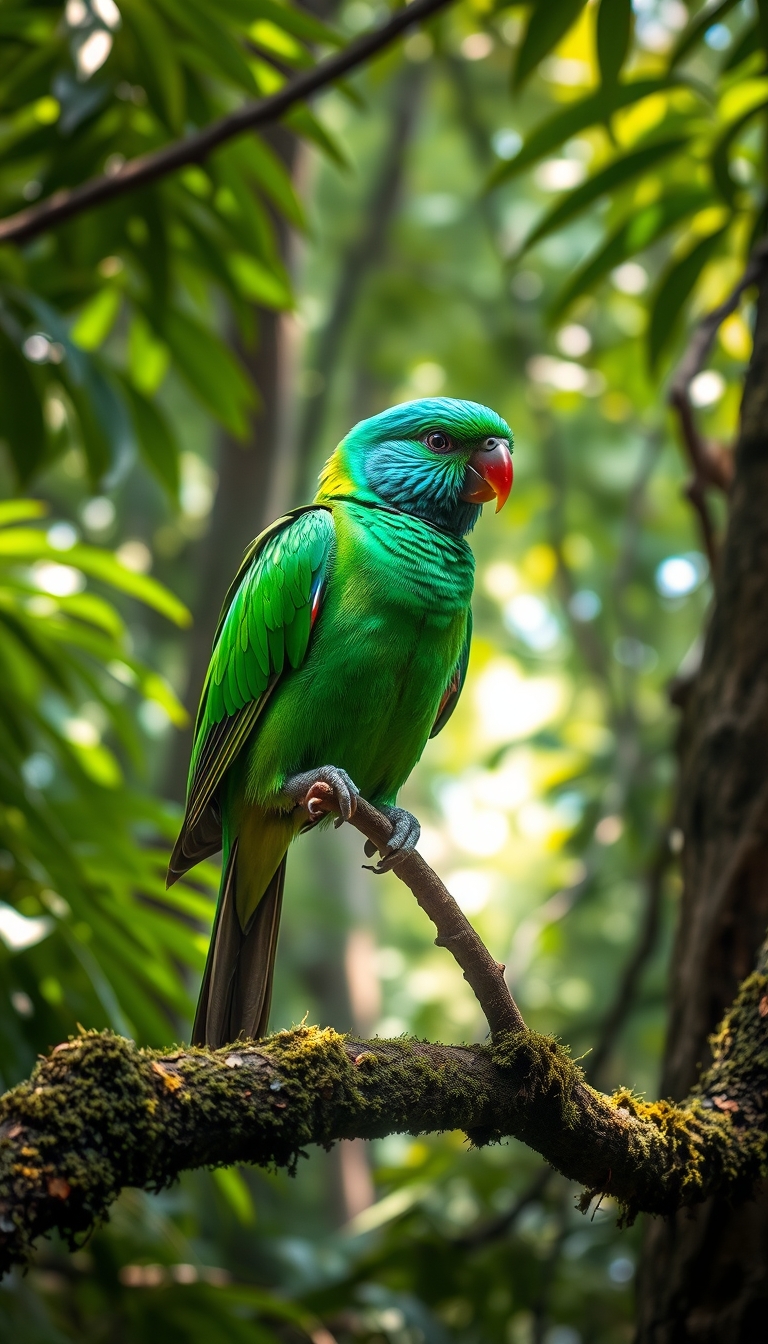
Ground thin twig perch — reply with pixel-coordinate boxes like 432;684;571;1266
347;797;526;1036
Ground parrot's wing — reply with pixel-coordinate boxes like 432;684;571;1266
430;610;472;739
167;506;334;883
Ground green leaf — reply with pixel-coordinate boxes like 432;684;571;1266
722;21;759;73
0;499;48;527
120;380;180;499
219;0;343;45
513;0;587;92
669;0;740;69
155;0;259;95
163;310;256;437
489;78;689;188
232;134;307;230
711;100;768;207
228;253;293;308
597;0;632;88
648;227;729;370
0;329;46;484
119;0;185;131
70;288;122;352
60;546;192;630
284;104;351;170
127;311;170;396
518;136;690;256
550;187;712;317
0;529;191;627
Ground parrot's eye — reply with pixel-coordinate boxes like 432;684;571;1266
425;430;452;453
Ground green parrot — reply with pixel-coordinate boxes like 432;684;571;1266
168;397;513;1047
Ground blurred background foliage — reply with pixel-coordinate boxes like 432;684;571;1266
0;0;761;1341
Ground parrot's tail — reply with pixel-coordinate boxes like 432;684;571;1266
191;839;286;1048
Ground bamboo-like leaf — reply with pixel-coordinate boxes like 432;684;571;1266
0;330;46;484
155;0;260;95
513;0;587;92
711;100;768;207
597;0;632;88
550;187;712;317
489;78;688;188
649;227;729;369
518;136;690;256
163;310;257;437
669;0;740;69
118;0;186;131
722;21;759;73
120;380;180;499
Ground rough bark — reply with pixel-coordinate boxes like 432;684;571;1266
1;792;768;1280
1;946;767;1279
637;267;768;1340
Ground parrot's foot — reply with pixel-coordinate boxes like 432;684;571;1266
364;805;420;873
284;765;359;823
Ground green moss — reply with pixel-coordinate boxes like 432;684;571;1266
487;1029;584;1127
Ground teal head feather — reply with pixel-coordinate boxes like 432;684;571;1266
316;397;513;535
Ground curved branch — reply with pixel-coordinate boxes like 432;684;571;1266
1;811;766;1277
347;797;525;1036
0;0;454;248
1;946;767;1278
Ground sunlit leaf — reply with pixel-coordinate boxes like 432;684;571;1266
70;288;122;352
513;0;587;92
649;227;729;369
488;79;688;188
518;136;690;256
550;188;712;316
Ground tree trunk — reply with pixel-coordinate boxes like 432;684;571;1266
636;269;768;1341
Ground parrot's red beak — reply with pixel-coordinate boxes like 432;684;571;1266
460;437;513;512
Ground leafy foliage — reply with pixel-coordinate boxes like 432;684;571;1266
0;0;341;493
0;2;763;1343
493;0;767;369
0;497;214;1088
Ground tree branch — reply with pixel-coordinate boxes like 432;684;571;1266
0;0;455;248
1;946;767;1277
347;797;525;1036
1;812;768;1276
668;241;768;569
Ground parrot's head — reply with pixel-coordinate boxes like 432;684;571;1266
316;397;513;535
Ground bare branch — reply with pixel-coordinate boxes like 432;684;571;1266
0;0;455;248
346;797;526;1036
669;241;768;568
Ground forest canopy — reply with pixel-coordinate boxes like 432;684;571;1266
1;2;767;1342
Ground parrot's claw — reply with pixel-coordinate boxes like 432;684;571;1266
284;765;359;823
364;805;420;873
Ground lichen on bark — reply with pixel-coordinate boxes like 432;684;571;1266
2;955;767;1278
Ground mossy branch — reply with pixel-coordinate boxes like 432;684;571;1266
2;815;767;1275
1;952;768;1276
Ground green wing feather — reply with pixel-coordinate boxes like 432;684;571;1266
167;506;334;883
430;610;472;738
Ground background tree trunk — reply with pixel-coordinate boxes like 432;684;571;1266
636;270;768;1342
